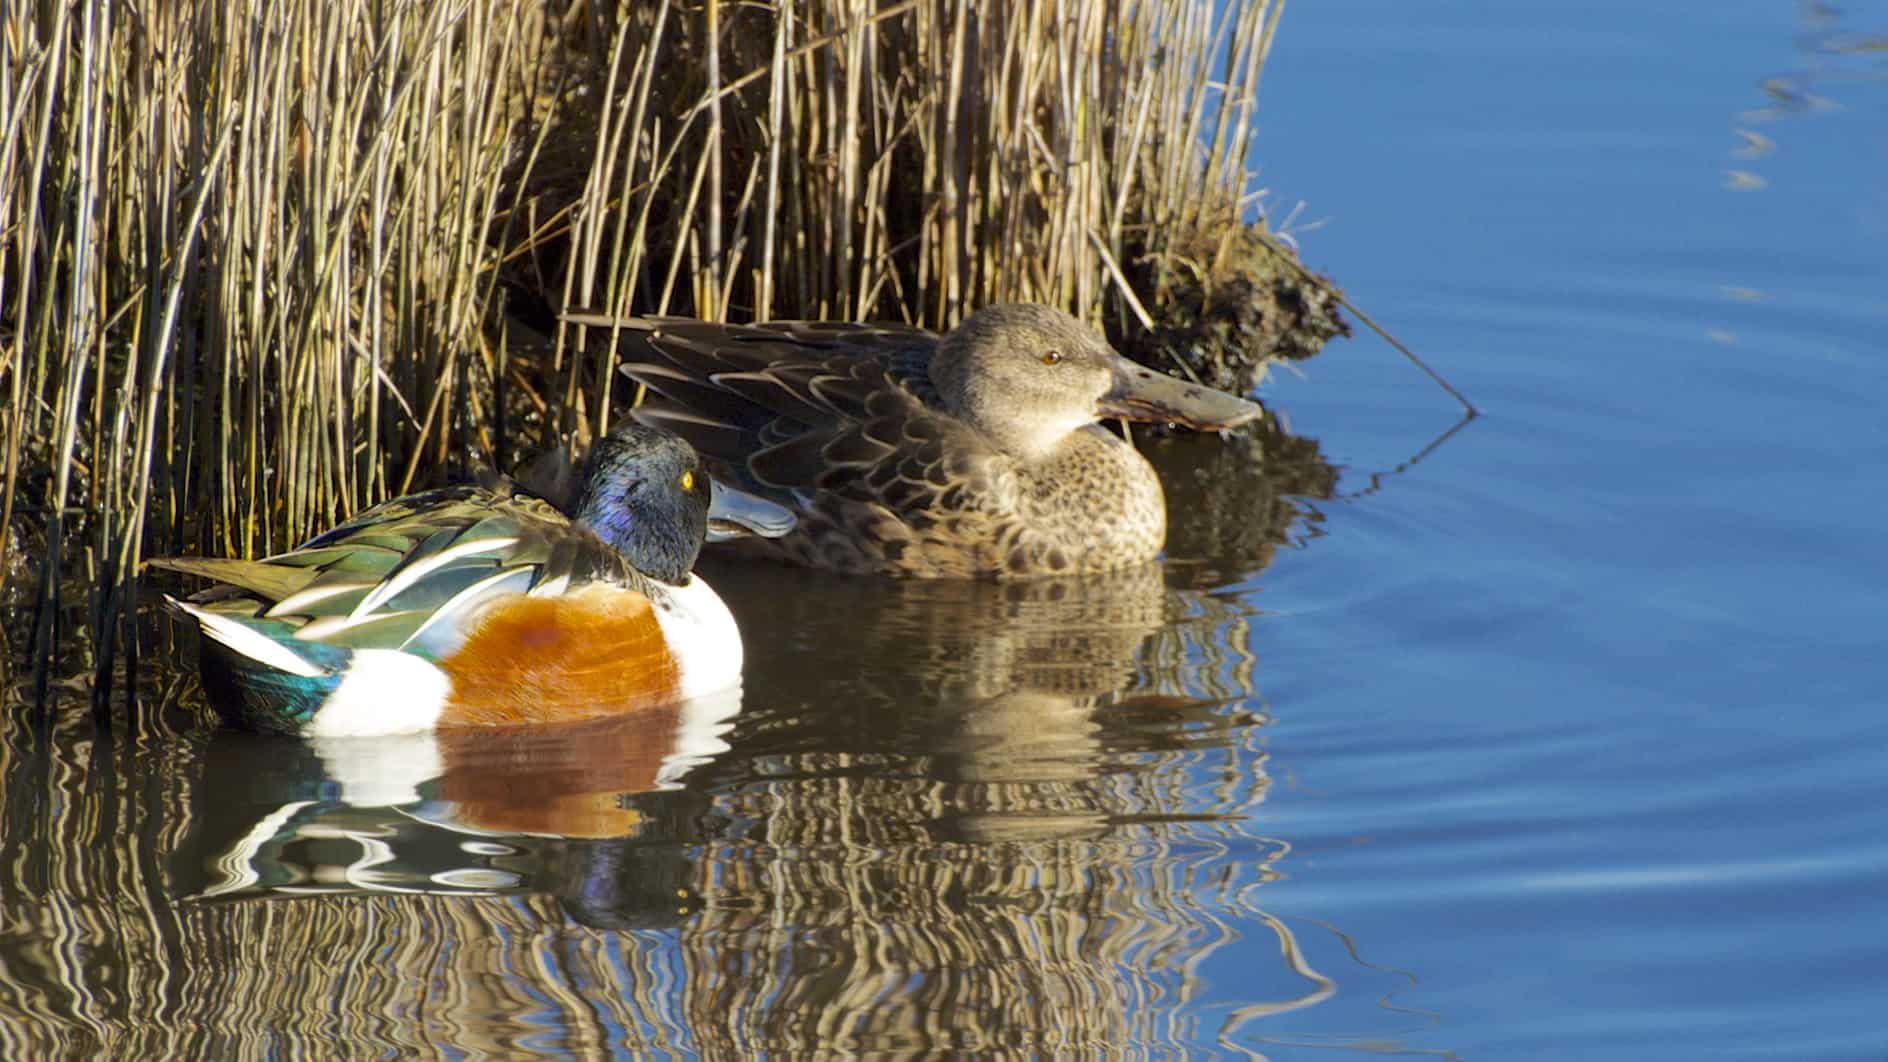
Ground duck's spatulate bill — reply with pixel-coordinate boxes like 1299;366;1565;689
1097;355;1263;430
705;479;796;542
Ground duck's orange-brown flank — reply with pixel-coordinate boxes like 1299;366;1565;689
436;584;680;727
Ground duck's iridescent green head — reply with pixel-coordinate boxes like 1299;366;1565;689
575;423;793;584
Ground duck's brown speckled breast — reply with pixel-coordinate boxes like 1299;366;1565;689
1004;427;1166;576
722;425;1165;578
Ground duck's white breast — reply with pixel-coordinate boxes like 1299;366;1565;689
650;574;745;700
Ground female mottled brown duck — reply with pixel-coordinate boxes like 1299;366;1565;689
578;302;1263;579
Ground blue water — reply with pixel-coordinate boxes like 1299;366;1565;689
5;2;1885;1057
1245;1;1888;1055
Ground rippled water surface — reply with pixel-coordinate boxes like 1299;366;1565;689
5;2;1887;1057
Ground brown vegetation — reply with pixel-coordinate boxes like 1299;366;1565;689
0;0;1341;670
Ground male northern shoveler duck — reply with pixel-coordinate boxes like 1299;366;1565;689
150;424;792;738
569;302;1265;578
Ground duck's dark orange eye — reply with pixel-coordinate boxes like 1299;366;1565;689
1041;350;1063;366
680;470;696;492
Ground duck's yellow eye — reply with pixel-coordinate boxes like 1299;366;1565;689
1041;350;1063;366
680;470;695;492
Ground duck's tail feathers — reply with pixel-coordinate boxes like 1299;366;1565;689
147;556;315;603
168;597;350;677
167;597;454;736
166;597;353;734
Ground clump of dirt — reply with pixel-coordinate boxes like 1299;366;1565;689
1119;208;1350;395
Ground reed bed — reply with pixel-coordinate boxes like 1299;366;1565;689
0;0;1333;678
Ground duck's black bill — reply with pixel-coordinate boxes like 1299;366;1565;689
706;479;797;542
1097;356;1264;431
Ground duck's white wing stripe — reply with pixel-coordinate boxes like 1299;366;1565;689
170;598;326;679
404;565;539;657
266;580;372;619
530;573;571;598
351;535;520;619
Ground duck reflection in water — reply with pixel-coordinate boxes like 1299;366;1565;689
647;422;1341;1052
693;420;1334;842
646;554;1311;1052
174;686;738;922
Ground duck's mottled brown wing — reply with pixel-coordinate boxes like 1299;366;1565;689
594;316;1020;575
603;317;958;495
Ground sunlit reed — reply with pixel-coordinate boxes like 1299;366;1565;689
1;2;1297;631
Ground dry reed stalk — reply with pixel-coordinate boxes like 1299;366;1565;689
1;1;543;649
550;0;1309;451
2;0;1321;669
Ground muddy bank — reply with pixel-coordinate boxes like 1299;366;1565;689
1121;216;1351;396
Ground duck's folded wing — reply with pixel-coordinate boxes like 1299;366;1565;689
152;489;631;659
605;317;953;497
145;556;318;604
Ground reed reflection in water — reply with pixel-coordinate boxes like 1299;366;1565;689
680;560;1308;1055
0;431;1401;1055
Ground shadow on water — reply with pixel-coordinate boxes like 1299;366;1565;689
0;422;1450;1055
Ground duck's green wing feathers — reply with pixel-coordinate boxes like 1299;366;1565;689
144;557;319;603
155;486;634;660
